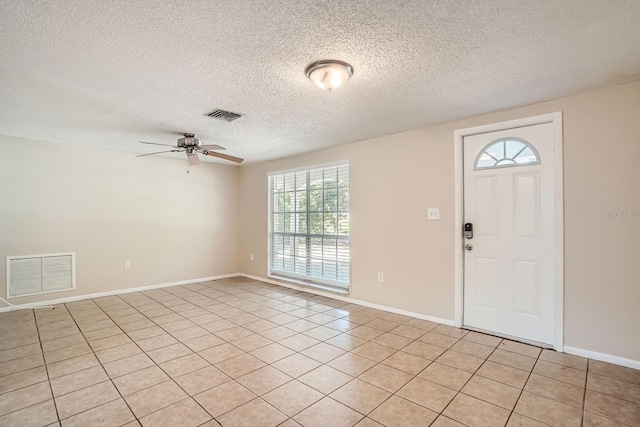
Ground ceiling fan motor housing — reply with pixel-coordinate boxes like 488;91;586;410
177;133;200;147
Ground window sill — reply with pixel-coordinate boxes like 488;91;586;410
267;274;350;296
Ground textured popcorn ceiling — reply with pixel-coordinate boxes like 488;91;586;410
1;1;639;164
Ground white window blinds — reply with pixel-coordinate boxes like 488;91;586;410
268;163;350;290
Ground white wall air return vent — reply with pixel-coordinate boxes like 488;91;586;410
7;253;75;298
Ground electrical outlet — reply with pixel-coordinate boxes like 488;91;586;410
124;260;131;270
428;207;440;220
377;272;384;282
250;253;254;261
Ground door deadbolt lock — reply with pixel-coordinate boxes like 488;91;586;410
465;244;473;251
464;223;473;239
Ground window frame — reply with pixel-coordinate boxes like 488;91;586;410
474;137;541;170
267;161;350;293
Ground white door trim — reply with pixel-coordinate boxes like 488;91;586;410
453;112;564;351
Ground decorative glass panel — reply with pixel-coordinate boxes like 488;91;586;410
475;138;540;170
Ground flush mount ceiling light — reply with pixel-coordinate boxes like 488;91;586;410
305;60;354;92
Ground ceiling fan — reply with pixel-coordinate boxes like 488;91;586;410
137;133;243;166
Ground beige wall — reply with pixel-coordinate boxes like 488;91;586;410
0;136;240;305
239;80;640;362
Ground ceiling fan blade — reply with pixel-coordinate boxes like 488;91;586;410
199;144;225;151
201;150;244;163
136;149;183;157
187;153;200;166
139;141;177;147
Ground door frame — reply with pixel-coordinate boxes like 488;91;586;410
453;112;564;351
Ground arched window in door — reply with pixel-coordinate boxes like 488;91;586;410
475;138;540;170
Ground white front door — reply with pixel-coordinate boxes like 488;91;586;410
463;122;556;345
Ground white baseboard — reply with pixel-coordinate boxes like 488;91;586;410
240;273;455;327
564;346;640;371
0;273;240;313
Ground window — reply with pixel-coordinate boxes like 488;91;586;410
268;162;350;291
475;138;540;170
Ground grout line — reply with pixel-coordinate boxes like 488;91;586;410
31;308;62;424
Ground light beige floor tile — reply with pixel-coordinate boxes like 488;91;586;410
370;395;438;427
159;353;209;378
434;325;468;339
514;391;582;426
431;416;468;427
104;353;155;378
489;348;537;372
139;397;212;427
418;331;460;349
418;362;473;391
461;331;503;348
300;342;346;364
40;334;86;352
171;326;209;342
402;341;446;361
61;398;135;427
236;365;292;395
94;342;142;364
249;342;295;364
506;413;549;426
119;319;156;333
303;326;342;341
588;360;640;386
295;397;364;427
194;380;256;418
83;325;123;341
582;411;630;426
47;353;98;379
451;340;494;359
476;360;530;388
0;365;48;394
355;417;385;427
390;324;428;340
533;359;587;387
587;372;640;404
127;326;166;342
358;363;413;393
0;343;42;363
175;365;230;395
348;325;385;340
436;349;485;373
125;380;188;418
0;381;52;416
370;332;412;350
258;325;298;341
0;399;58;427
299;365;353;394
351;342;396;363
113;365;170;396
147;343;192;364
136;334;179;352
539;349;588;370
214;326;254;342
263;380;324;417
0;353;45;377
397;377;457;412
182;334;225;352
55;380;120;419
272;353;322;378
218;398;287;427
88;333;132;351
279;334;321;352
44;342;92;364
198;343;245;364
462;375;521;410
443;393;511;427
326;333;368;351
584;389;640;426
498;340;541;358
215;353;266;378
381;350;431;375
525;373;585;408
330;378;391;415
366;318;401;332
50;365;109;397
230;333;272;352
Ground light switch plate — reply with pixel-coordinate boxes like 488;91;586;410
428;208;440;220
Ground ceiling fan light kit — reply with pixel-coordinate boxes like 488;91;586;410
306;60;354;92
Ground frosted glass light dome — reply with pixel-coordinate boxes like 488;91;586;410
305;61;354;92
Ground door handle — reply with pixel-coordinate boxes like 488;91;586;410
465;244;473;251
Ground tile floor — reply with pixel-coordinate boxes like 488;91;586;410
0;277;639;427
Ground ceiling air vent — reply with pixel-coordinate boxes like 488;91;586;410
207;109;242;122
